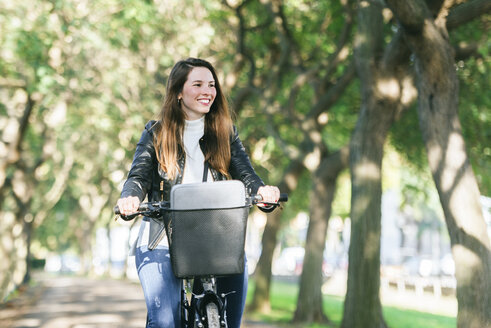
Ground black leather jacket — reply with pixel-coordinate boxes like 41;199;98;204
121;120;265;203
121;120;268;249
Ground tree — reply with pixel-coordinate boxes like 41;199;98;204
294;146;349;323
0;0;63;297
341;1;413;326
385;1;491;327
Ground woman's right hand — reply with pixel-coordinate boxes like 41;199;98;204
116;196;141;216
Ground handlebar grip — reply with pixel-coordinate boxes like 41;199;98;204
113;203;149;216
138;203;149;211
253;193;288;203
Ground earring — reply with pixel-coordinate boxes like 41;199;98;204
177;98;181;105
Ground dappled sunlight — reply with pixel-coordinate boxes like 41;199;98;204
452;244;480;285
351;196;370;225
2;118;20;144
338;46;350;61
427;143;442;173
317;112;329;125
0;214;28;300
354;31;367;49
284;171;299;190
43;314;128;327
45;101;67;128
354;161;381;180
303;147;321;171
0;141;7;159
364;231;380;260
1;234;14;253
441;132;467;193
252;138;270;162
109;169;125;184
376;78;400;100
401;76;417;105
0;274;146;328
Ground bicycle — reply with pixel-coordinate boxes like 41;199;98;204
115;180;287;328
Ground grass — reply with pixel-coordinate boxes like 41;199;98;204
245;279;456;328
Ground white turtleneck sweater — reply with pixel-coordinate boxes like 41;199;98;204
133;116;211;250
182;116;212;184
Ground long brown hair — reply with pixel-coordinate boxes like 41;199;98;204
154;58;234;180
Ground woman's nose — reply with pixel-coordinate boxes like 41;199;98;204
201;86;214;96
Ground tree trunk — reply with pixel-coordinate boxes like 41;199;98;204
342;104;391;328
21;217;34;285
0;210;28;301
293;147;349;323
77;190;111;275
0;92;34;204
342;1;406;327
385;2;491;326
416;30;491;328
293;170;331;323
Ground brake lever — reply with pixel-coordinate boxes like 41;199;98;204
118;212;141;221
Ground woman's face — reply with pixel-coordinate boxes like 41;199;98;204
178;66;216;120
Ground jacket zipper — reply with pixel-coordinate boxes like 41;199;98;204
160;180;164;201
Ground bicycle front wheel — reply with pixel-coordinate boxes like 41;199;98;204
205;302;220;328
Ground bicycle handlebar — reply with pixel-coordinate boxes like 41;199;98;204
114;193;288;220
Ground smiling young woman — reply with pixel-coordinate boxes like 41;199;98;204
154;59;234;181
116;58;280;328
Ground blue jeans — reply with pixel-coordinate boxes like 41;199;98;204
135;245;248;328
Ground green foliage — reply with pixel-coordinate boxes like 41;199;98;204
457;55;491;195
323;80;360;150
450;17;490;195
389;105;428;171
332;171;351;218
35;204;75;253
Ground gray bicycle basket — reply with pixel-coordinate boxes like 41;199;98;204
166;180;250;278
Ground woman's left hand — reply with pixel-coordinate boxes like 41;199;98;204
257;185;280;206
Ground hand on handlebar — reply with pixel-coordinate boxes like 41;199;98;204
256;185;281;207
116;196;141;216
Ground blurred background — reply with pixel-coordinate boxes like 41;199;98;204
0;0;489;327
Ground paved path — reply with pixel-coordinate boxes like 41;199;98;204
0;273;278;328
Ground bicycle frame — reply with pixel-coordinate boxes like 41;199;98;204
182;277;230;328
